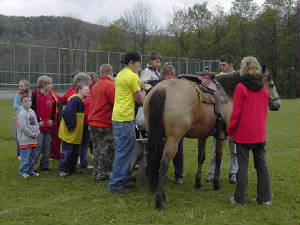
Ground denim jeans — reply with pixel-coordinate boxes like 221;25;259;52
37;132;51;169
19;147;38;175
108;121;135;190
173;138;184;178
208;138;238;176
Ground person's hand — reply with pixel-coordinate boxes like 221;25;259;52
39;121;44;127
48;120;53;127
32;133;39;138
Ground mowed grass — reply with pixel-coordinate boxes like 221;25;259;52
0;99;298;225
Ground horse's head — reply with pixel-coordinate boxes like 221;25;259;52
262;66;281;111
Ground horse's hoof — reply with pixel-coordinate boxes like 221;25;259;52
155;206;164;211
194;184;202;189
155;203;164;211
213;184;221;190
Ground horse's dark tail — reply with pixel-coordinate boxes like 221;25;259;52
146;88;166;193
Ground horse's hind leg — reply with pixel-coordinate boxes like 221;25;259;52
213;139;226;190
195;138;207;189
155;138;178;211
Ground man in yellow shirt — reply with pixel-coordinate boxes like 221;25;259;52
108;52;146;194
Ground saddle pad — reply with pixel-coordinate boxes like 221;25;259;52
201;91;215;104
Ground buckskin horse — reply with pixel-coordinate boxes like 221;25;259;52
143;67;280;210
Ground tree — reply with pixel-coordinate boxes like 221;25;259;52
114;1;157;54
95;24;129;52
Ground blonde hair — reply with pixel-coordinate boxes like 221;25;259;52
88;72;99;84
99;64;113;76
37;75;52;88
19;79;30;95
239;56;261;77
160;62;176;78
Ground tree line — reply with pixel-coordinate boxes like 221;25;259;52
0;0;299;98
97;0;299;98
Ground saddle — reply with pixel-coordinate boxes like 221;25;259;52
178;73;228;139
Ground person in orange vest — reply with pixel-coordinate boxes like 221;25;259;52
49;89;63;160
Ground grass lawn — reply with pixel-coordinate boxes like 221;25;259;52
0;99;299;225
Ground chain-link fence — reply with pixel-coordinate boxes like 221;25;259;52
0;42;219;92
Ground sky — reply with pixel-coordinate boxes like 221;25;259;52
0;0;265;25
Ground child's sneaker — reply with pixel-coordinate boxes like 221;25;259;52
252;198;272;205
21;173;30;179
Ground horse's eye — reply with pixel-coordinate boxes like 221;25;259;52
269;84;274;88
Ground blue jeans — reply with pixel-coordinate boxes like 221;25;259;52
108;121;135;190
173;138;184;178
37;132;51;169
208;138;238;176
19;147;38;175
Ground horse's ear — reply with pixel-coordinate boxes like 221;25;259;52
262;65;267;74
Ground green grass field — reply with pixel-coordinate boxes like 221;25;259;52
0;99;299;225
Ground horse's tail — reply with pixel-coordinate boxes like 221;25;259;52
146;88;166;192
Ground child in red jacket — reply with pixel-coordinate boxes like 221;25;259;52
227;56;271;205
31;75;56;171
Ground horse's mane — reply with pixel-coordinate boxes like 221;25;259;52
215;71;242;99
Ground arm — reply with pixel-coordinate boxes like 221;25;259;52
13;94;21;112
107;83;115;104
226;85;246;138
18;113;35;138
140;69;152;91
134;90;146;105
31;92;40;122
62;98;78;131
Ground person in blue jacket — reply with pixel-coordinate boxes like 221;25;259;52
58;82;90;178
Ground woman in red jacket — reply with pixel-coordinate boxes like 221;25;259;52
227;56;272;205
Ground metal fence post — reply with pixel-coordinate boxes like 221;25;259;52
58;48;61;93
186;58;188;74
107;51;110;64
85;50;87;72
13;43;16;85
43;47;46;73
28;46;31;88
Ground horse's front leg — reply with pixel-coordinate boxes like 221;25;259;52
213;139;226;190
195;138;207;189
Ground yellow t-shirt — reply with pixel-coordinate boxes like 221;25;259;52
112;67;141;122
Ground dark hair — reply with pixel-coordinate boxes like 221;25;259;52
220;53;234;64
122;51;141;65
149;51;162;61
21;94;31;102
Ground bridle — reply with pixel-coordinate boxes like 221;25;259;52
268;96;280;106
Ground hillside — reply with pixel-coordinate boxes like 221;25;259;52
0;15;106;49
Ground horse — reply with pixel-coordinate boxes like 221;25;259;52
143;67;280;211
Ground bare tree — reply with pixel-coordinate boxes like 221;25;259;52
114;1;157;54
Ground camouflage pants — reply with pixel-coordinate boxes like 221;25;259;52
90;126;114;181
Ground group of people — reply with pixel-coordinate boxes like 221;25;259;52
13;50;272;205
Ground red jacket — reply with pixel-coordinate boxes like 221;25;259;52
227;83;269;143
31;89;55;133
60;86;76;105
88;76;115;127
60;86;90;124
